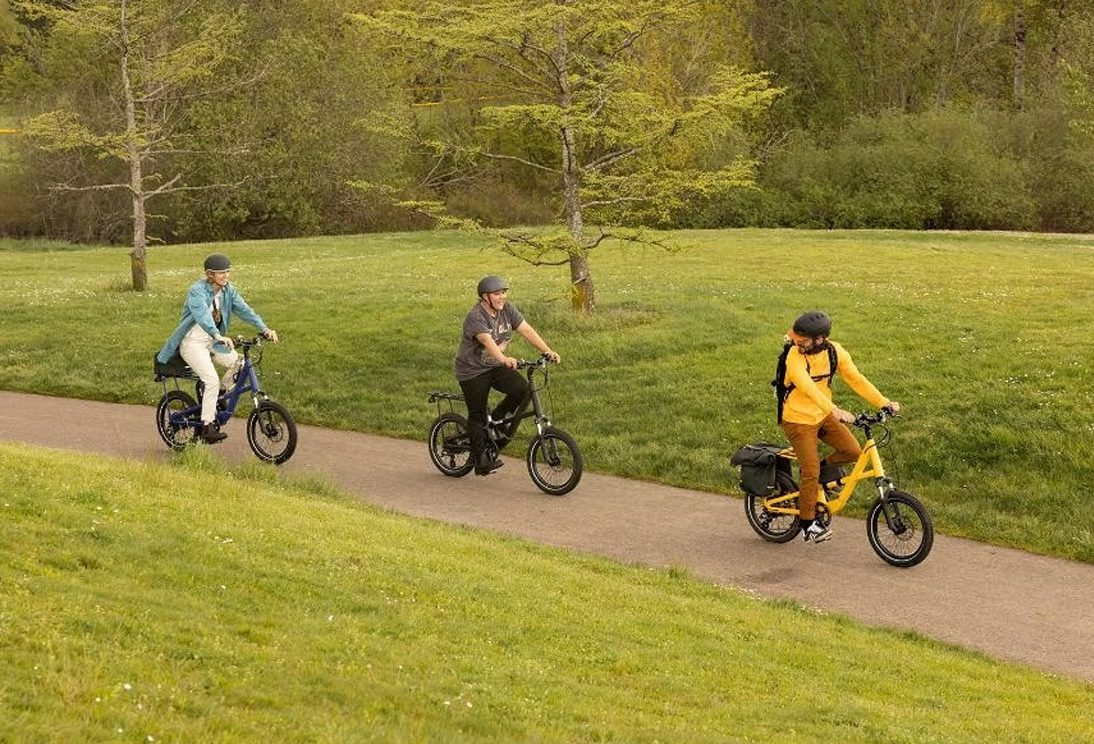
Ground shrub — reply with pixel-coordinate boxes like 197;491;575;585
693;109;1053;231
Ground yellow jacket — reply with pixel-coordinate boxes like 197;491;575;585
781;340;889;425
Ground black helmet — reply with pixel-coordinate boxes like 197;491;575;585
203;253;231;271
791;310;832;339
476;275;509;296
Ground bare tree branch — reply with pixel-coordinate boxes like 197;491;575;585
49;182;131;193
581;195;648;208
472;51;558;94
481;151;561;173
585;147;640;171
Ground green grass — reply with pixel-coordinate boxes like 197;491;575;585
1;442;1090;742
0;229;1092;560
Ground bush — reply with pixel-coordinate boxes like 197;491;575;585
750;110;1040;230
671;105;1094;233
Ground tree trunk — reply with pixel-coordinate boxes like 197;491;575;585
554;13;595;313
1013;4;1026;109
120;0;148;291
130;192;147;291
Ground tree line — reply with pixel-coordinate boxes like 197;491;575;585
1;1;1092;297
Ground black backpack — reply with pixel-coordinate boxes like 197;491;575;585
771;341;838;423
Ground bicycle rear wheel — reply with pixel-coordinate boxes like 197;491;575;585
428;412;474;477
744;472;801;543
246;400;298;465
527;427;582;495
867;490;933;567
156;390;198;451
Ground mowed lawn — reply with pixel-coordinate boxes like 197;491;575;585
1;443;1090;742
0;229;1092;560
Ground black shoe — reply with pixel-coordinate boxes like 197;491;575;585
474;452;504;476
199;423;227;444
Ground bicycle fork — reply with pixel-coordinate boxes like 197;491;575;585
874;477;910;535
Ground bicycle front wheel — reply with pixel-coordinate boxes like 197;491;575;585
867;490;933;567
156;390;197;451
247;400;298;465
744;471;801;543
428;412;474;477
527;427;582;496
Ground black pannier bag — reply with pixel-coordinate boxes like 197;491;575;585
730;443;792;496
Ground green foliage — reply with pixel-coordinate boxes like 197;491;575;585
168;1;413;241
702;109;1040;230
5;0;1094;242
0;229;1092;561
2;443;1092;740
748;0;1013;128
355;0;778;309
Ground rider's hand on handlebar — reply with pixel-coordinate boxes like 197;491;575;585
263;328;279;343
503;356;519;369
215;335;235;351
883;401;902;416
543;349;561;364
833;406;856;424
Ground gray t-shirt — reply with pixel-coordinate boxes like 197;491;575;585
454;302;525;381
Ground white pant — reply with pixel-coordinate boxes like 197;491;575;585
180;337;241;424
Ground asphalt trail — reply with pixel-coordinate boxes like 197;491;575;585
2;391;1091;683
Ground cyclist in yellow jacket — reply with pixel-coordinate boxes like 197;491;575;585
780;311;901;543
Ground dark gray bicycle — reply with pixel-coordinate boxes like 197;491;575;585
427;354;583;496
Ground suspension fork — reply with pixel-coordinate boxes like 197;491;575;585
865;436;906;531
873;476;909;532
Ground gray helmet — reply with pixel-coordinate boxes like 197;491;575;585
203;253;231;271
792;310;832;338
476;275;509;296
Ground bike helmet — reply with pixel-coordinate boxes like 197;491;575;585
203;253;231;271
476;275;509;296
788;310;832;341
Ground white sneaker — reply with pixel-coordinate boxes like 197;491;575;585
803;522;833;544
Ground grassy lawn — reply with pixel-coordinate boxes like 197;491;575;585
1;442;1090;742
0;229;1092;561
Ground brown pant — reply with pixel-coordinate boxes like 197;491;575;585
781;413;862;520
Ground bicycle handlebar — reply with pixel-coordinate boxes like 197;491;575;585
232;335;267;348
852;406;899;428
516;353;556;369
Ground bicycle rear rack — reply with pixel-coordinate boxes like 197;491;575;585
428;391;465;416
154;364;199;396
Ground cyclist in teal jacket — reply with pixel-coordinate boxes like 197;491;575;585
156;254;278;443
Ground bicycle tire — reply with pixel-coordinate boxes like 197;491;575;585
246;400;298;465
744;471;801;543
156;390;198;451
526;427;582;496
867;490;933;567
428;412;474;477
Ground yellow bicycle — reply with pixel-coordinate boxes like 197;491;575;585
741;410;933;567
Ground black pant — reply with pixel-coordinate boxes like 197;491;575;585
459;366;528;458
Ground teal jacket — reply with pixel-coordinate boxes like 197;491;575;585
156;279;268;363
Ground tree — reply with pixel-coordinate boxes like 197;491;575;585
1059;4;1094;135
357;0;778;312
16;0;249;290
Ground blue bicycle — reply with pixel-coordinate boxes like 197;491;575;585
153;336;298;464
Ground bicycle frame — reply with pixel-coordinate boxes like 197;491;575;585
162;339;267;430
429;356;555;445
508;360;553;437
761;422;892;517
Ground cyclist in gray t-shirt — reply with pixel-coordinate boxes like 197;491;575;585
455;275;561;475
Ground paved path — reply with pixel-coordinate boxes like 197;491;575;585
2;391;1092;683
